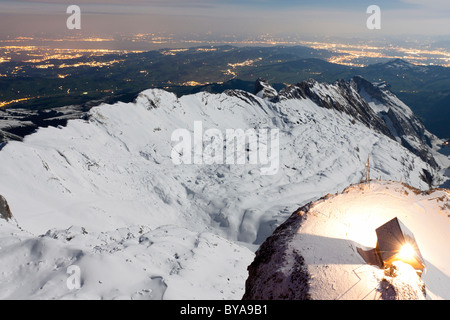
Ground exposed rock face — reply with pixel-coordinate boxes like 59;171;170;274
351;76;437;168
0;195;12;221
224;89;264;108
276;77;439;169
243;204;311;300
254;78;279;101
0;130;22;144
279;78;394;139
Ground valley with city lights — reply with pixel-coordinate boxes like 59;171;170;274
1;33;450;139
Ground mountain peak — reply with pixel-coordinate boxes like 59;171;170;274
385;59;421;70
254;78;278;101
390;58;411;65
243;181;449;300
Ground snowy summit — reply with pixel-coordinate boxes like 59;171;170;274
243;181;450;300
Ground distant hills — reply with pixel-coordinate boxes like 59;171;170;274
0;45;449;138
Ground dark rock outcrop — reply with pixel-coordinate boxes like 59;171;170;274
243;204;311;300
0;195;13;221
254;78;279;102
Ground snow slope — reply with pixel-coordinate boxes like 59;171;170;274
244;181;450;300
0;78;447;299
0;221;252;299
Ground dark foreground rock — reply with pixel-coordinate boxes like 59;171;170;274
0;195;13;221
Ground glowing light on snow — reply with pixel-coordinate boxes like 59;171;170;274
389;261;425;294
397;243;416;262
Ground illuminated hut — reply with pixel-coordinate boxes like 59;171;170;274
375;217;425;273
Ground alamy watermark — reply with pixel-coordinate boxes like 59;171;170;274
367;5;381;30
65;4;380;31
66;265;81;290
171;121;279;176
67;5;81;30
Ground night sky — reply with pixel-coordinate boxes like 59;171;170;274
0;0;449;37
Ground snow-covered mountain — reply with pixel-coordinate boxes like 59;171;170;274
272;76;440;169
352;76;438;168
0;76;447;299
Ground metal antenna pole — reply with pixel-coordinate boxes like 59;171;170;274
365;155;370;188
